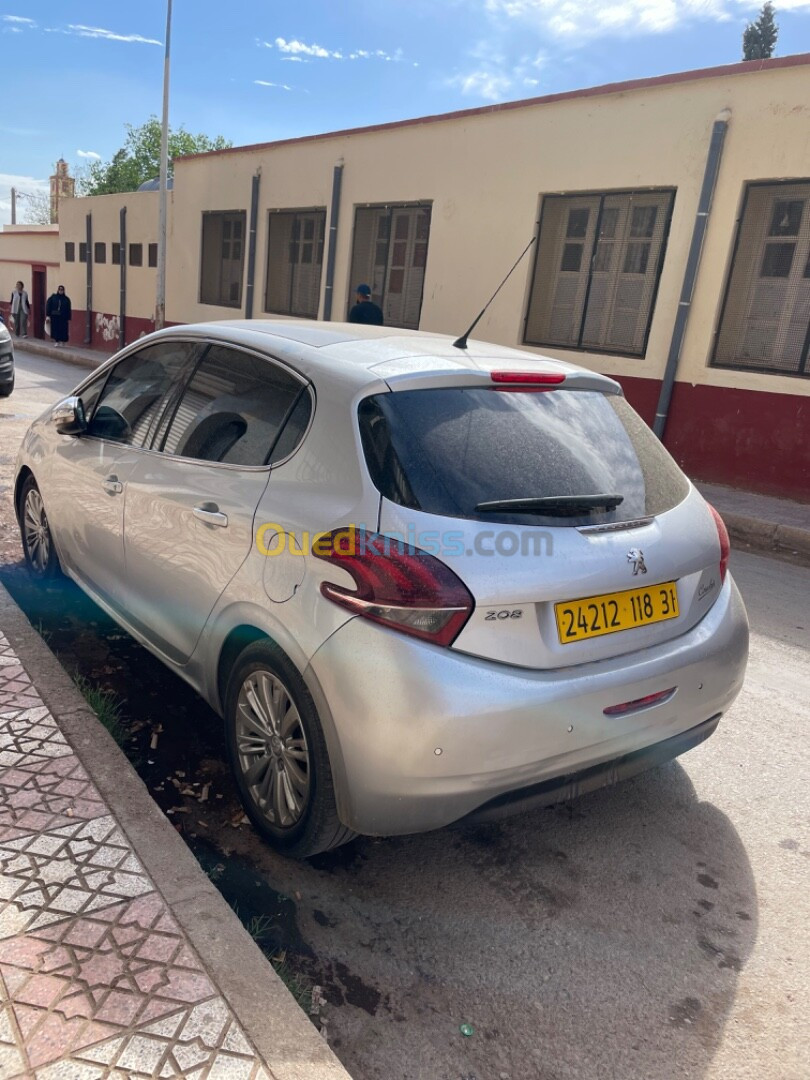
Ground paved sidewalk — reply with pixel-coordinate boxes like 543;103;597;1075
0;586;350;1080
15;339;110;373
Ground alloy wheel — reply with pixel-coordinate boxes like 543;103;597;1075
235;669;311;829
23;488;51;574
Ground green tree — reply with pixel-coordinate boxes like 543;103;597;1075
742;2;778;60
78;117;231;195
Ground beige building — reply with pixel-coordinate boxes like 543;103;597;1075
3;53;809;498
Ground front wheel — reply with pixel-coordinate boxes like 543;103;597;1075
19;476;62;579
224;641;355;858
0;377;13;397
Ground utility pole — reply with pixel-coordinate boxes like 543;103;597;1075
155;0;173;330
10;188;16;225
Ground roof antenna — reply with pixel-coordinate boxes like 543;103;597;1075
452;235;537;350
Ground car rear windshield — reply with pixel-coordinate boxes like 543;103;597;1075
358;387;689;527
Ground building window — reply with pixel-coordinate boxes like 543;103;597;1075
129;243;143;267
79;243;88;264
94;242;106;264
112;243;121;265
524;189;675;357
148;243;158;268
65;242;75;263
349;204;432;329
264;209;326;318
713;181;810;377
200;210;246;308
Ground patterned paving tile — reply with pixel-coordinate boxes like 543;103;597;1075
0;632;275;1079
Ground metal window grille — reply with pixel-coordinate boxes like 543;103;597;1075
524;189;675;357
264;209;326;318
112;243;121;266
200;211;246;308
349;204;431;329
129;244;143;268
148;243;158;268
712;180;810;377
78;243;87;264
64;242;75;263
94;242;106;264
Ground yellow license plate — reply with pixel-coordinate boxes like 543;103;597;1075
555;581;679;644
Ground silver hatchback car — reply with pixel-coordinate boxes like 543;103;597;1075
15;322;748;856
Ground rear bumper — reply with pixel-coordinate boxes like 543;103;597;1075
306;575;748;836
456;712;720;827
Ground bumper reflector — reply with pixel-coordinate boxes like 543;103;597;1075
604;686;677;716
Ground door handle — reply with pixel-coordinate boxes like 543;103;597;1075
193;503;229;528
102;475;123;495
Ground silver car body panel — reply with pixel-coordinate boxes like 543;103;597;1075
14;320;749;838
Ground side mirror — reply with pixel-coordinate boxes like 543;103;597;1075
52;396;87;436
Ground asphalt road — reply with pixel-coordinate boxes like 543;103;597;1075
1;348;808;1080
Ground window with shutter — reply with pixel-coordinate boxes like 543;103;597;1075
524;189;674;357
264;209;326;317
200;211;247;308
713;181;810;377
348;204;431;329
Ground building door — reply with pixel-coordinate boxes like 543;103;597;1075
31;269;46;339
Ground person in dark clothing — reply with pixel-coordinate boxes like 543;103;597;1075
46;286;72;345
348;283;383;325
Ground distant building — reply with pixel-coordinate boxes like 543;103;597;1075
49;160;75;225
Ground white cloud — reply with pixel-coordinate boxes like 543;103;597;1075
448;69;515;100
76;149;101;159
254;79;294;91
64;24;162;45
484;0;810;40
0;172;49;227
259;37;403;62
2;14;35;24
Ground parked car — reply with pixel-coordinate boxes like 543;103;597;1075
15;322;749;856
0;317;14;396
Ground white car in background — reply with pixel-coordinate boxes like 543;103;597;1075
14;322;749;857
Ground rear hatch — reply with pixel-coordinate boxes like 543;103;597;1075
359;374;724;669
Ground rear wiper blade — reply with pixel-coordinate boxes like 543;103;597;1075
475;494;624;516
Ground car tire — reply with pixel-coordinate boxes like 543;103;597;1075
19;476;62;580
224;640;356;858
0;377;13;397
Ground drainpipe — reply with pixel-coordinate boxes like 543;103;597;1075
322;160;344;321
84;213;92;346
119;207;127;350
244;171;261;319
653;109;731;440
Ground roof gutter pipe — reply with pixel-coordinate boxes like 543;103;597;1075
653;108;731;440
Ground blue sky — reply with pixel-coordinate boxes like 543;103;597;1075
2;0;809;224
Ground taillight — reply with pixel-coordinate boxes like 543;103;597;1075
312;528;474;647
707;504;730;583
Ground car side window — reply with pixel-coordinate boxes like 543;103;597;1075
86;342;198;446
160;345;303;466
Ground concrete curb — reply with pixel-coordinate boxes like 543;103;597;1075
0;579;352;1080
723;514;810;564
17;338;110;371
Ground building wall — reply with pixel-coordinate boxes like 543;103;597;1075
57;191;159;348
0;226;60;335
27;55;810;498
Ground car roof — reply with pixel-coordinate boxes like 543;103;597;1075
146;320;620;393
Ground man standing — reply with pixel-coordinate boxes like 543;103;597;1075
348;283;384;325
10;281;30;339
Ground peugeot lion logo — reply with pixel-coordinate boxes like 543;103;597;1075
627;548;648;575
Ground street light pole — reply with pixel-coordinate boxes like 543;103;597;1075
155;0;173;331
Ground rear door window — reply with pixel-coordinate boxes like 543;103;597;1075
358;387;689;527
86;341;199;446
159;344;306;466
